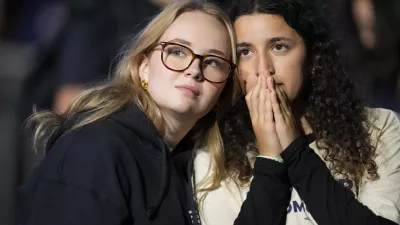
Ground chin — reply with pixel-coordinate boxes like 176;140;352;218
167;104;195;115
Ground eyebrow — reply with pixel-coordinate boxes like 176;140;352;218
167;38;227;58
269;37;293;43
236;42;252;48
168;38;192;46
237;37;294;48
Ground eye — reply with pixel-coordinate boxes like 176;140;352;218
237;48;253;58
272;44;289;52
204;58;222;68
170;49;186;57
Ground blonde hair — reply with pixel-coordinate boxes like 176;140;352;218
27;0;239;200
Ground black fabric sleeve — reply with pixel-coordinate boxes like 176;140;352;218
234;158;290;225
281;136;397;225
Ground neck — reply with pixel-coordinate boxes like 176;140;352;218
161;110;198;150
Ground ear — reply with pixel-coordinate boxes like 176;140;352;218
139;55;150;81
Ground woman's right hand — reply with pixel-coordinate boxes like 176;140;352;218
245;75;283;157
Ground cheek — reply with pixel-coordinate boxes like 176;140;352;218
148;52;170;80
279;65;305;101
238;67;257;93
148;62;174;87
203;83;226;105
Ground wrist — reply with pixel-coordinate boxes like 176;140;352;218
257;154;284;163
257;150;282;158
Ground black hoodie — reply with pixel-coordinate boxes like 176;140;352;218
17;104;198;225
17;103;294;225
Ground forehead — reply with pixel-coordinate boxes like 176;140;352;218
234;14;299;41
160;11;231;55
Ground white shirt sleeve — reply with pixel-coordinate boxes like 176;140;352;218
358;109;400;223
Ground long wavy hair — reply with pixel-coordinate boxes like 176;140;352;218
27;1;239;183
219;0;378;187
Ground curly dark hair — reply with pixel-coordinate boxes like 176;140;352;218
221;0;378;186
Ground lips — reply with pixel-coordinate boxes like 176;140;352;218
175;85;200;96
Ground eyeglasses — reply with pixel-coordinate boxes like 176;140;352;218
156;42;236;83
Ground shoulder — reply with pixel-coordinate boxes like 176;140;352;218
366;108;400;138
365;108;400;168
20;119;136;210
365;108;400;145
42;118;140;185
51;118;134;158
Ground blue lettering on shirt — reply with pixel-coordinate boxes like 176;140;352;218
287;200;308;213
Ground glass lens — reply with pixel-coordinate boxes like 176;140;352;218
202;56;231;82
163;44;192;70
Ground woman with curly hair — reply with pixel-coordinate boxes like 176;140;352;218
192;0;400;224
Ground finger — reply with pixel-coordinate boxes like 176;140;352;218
245;76;260;119
251;76;262;118
268;78;285;123
265;89;274;125
266;76;279;112
245;89;253;113
266;76;274;93
275;84;291;117
267;77;289;118
258;76;267;122
270;86;286;125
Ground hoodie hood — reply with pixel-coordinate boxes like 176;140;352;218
110;104;169;219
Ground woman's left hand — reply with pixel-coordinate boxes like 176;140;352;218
267;77;300;150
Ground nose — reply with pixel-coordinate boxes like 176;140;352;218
239;52;275;93
184;58;203;81
256;53;274;77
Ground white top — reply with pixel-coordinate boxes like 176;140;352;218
194;108;400;225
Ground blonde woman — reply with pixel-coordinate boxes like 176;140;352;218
16;2;238;225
